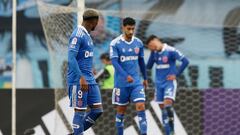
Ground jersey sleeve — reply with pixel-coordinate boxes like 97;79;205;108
171;48;185;60
139;41;144;57
171;48;189;77
109;41;119;59
68;27;83;52
67;28;83;78
68;36;81;52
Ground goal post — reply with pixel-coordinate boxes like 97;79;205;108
12;0;17;134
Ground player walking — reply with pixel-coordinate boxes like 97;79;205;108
110;17;148;135
67;9;103;135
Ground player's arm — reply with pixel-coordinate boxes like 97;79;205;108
68;34;88;90
138;43;148;88
68;36;82;79
146;51;155;70
138;45;147;80
110;43;132;82
172;49;189;77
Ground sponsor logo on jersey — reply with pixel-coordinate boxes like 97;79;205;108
71;37;77;45
85;51;94;58
128;48;133;52
134;47;139;54
70;37;78;48
120;56;138;62
162;56;168;63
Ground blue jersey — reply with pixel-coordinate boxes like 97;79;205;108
110;35;144;87
147;44;186;84
67;26;96;85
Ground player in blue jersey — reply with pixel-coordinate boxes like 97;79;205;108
146;35;189;135
67;9;103;135
110;17;148;135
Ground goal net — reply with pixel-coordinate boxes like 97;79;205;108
37;0;240;134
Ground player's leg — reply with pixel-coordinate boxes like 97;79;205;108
112;87;129;135
131;85;147;135
155;83;172;135
116;105;127;135
162;80;177;135
68;85;88;135
83;84;103;131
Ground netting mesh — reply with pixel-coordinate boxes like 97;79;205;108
37;0;240;134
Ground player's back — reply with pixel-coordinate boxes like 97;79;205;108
110;35;144;87
150;44;184;84
67;26;96;85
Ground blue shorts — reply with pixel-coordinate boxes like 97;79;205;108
155;80;177;104
112;84;145;105
68;84;102;110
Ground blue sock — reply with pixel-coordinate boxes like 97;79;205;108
116;113;124;135
162;108;170;135
137;110;147;135
83;108;103;131
72;111;85;135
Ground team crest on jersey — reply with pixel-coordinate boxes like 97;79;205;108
78;100;82;106
162;56;168;63
134;47;139;54
88;41;93;46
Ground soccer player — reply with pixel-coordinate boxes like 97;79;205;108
110;17;148;135
146;35;189;135
67;9;103;135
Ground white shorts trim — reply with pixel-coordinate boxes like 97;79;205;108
133;98;145;102
155;101;164;104
114;102;129;106
92;103;102;105
164;96;175;101
74;107;87;110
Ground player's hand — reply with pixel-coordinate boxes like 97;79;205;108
167;75;176;81
127;75;134;83
80;77;89;91
143;80;148;89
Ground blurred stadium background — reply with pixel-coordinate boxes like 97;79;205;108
0;0;240;135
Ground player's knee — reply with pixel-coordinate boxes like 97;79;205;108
93;108;103;117
117;106;127;114
164;98;174;107
89;104;102;109
89;105;103;116
136;102;145;111
159;104;164;109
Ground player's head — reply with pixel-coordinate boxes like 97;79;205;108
122;17;136;39
100;53;111;65
146;35;163;51
83;8;99;31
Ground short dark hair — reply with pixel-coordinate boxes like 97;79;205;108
123;17;136;26
83;8;99;21
100;53;110;61
146;34;159;45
